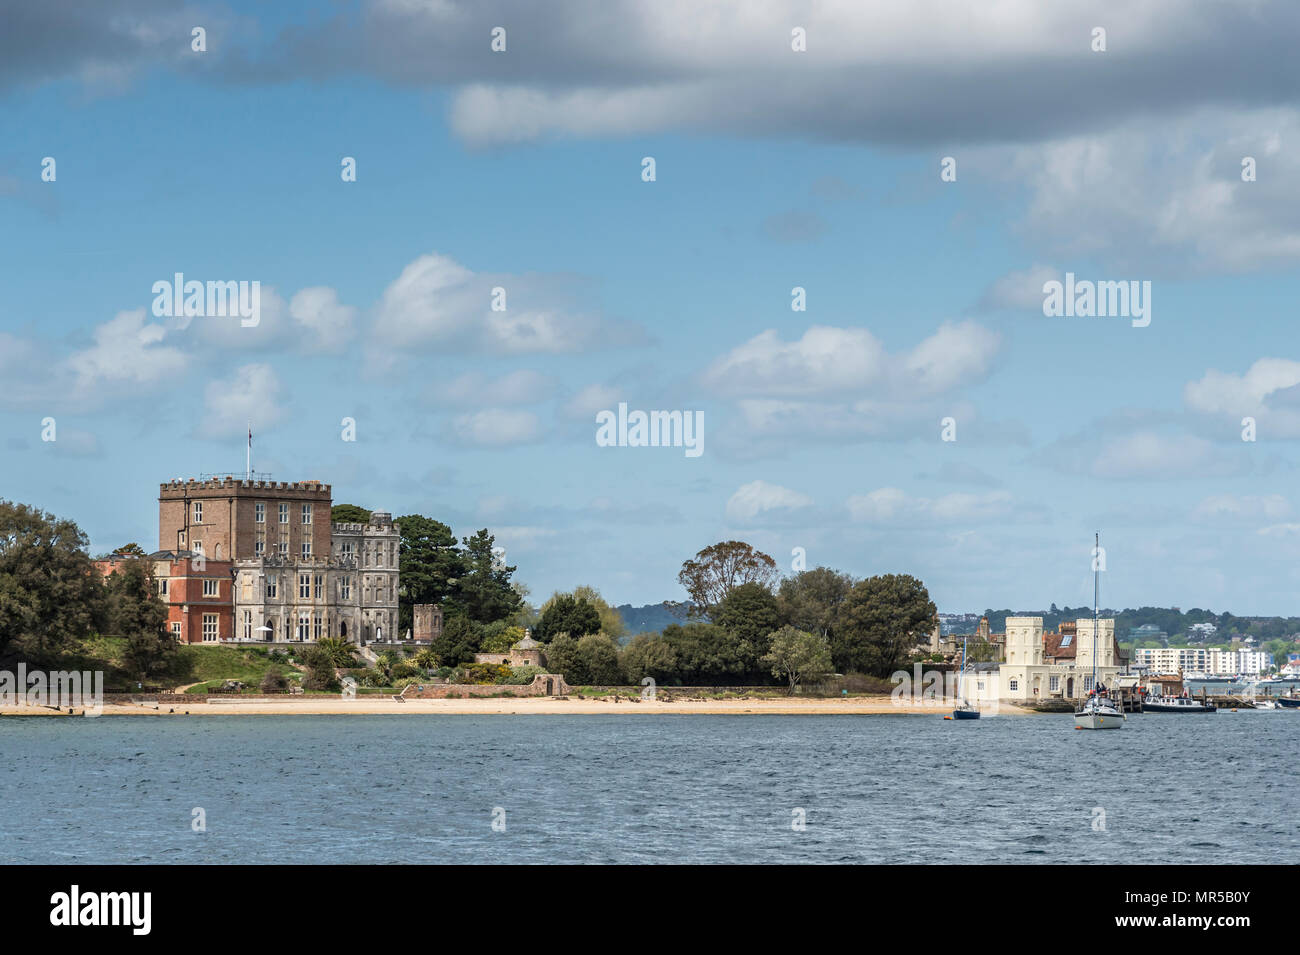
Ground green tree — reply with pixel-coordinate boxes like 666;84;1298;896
331;504;372;524
574;633;624;685
112;542;148;558
833;574;937;677
301;647;339;692
0;501;107;661
677;540;778;617
542;633;581;683
536;594;601;642
714;581;780;675
397;515;465;626
620;633;679;684
107;558;174;681
762;626;834;693
431;614;481;667
456;529;522;624
661;622;748;685
480;622;525;653
777;567;854;639
540;586;625;642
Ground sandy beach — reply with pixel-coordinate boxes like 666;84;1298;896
0;696;1027;717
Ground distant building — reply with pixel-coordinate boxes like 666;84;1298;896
1132;646;1270;676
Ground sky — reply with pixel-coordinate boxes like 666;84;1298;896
4;0;1300;614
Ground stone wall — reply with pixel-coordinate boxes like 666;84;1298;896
399;673;570;698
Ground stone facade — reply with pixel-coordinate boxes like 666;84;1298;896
474;634;545;667
231;511;400;646
413;603;444;643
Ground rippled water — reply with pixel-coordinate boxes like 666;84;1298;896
0;712;1293;863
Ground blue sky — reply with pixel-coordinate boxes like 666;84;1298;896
5;0;1300;614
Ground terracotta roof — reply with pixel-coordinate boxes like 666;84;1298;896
1044;631;1077;659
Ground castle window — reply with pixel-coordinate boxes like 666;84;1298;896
1008;679;1019;691
255;538;264;556
314;574;324;599
341;541;353;559
266;575;278;599
301;504;312;525
243;611;252;640
171;622;182;639
202;614;218;642
299;573;311;598
341;577;351;600
278;539;288;556
255;502;265;523
203;579;219;597
279;503;289;524
297;613;310;641
313;614;322;640
301;540;312;559
1050;675;1060;692
193;501;203;523
158;579;169;597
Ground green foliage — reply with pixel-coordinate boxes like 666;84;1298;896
777;567;854;639
396;514;465;627
542;633;623;684
458;662;512;685
0;500;107;660
479;621;525;653
661;622;748;685
314;636;359;668
104;558;173;681
677;540;778;618
619;632;678;684
260;667;289;693
431;614;481;666
542;586;625;642
714;581;780;675
536;594;601;642
456;529;523;624
833;575;936;677
330;504;372;524
501;665;543;685
761;626;834;692
300;646;339;692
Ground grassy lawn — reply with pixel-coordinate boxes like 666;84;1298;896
59;637;302;692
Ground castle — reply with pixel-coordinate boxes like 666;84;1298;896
150;477;402;646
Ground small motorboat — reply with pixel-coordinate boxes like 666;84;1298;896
1276;695;1300;708
1142;694;1215;713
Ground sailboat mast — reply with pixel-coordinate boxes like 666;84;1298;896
1093;531;1099;687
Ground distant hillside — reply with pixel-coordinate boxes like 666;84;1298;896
616;602;700;636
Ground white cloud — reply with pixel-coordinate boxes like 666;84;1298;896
1184;358;1300;436
1091;431;1247;479
290;286;358;352
725;480;814;523
1192;494;1290;522
196;363;286;440
978;264;1060;310
371;252;637;356
65;309;186;395
847;487;1015;525
430;369;556;407
448;408;542;446
563;383;623;419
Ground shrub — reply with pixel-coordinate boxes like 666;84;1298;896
260;667;289;694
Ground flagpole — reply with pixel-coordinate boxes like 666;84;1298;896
247;423;251;481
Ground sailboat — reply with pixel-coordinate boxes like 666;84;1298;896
951;631;980;720
1074;532;1125;730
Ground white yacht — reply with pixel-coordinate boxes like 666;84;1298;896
1075;532;1125;730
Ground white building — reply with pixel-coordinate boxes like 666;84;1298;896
1132;646;1270;676
995;617;1125;702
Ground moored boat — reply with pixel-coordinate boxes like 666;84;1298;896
1142;694;1215;713
1074;532;1124;730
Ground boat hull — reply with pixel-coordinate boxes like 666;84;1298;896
951;708;980;720
1074;710;1124;729
1276;697;1300;708
1142;701;1215;713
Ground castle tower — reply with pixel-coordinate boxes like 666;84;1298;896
1004;617;1043;666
